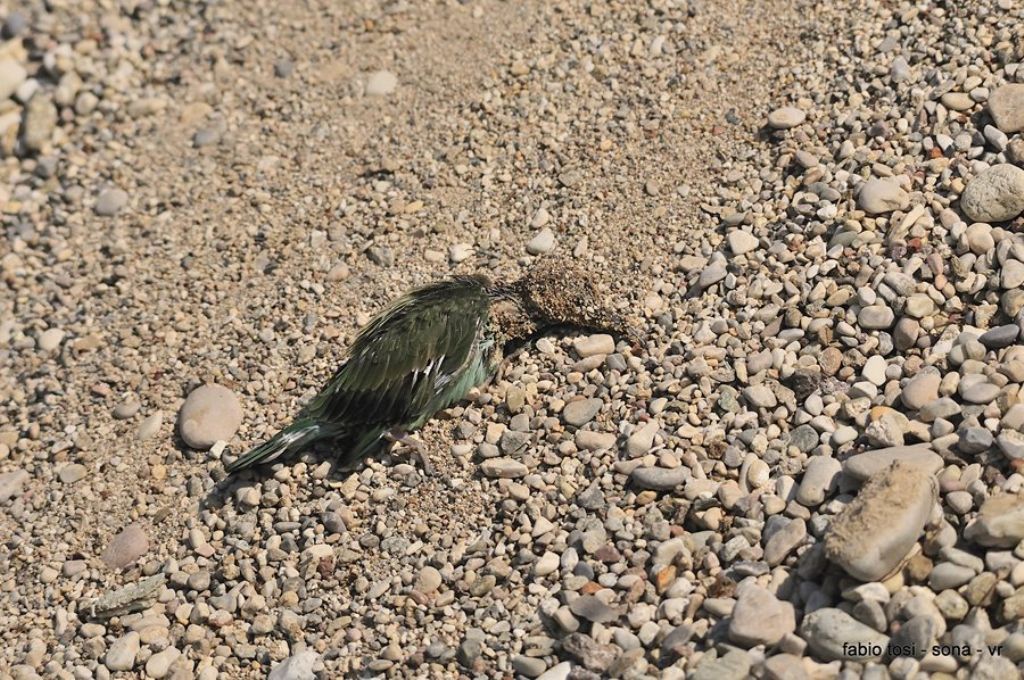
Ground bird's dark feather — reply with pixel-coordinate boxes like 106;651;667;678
299;275;491;431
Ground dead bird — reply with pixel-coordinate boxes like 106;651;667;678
225;259;637;475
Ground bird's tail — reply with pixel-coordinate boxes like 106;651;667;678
225;418;326;474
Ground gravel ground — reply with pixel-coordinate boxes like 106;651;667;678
2;0;1024;678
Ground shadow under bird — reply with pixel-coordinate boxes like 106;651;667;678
225;260;636;475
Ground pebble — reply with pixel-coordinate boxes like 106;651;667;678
562;398;602;426
416;566;442;593
526;228;556;255
21;94;57;152
959;426;993;454
2;12;27;37
764;518;806;566
958;375;999;404
857;305;895;329
193;126;221;147
767;106;806;129
573;334;614;357
965;222;995;254
988;84;1024;133
144;647;180;679
0;59;27;101
901;370;940;409
728;583;795;646
626;420;659;456
742;384;777;408
727;229;759;255
326;262;350;282
796;456;841;506
965;493;1024;547
536;662;571;680
1003;260;1024;289
575;430;616;451
274;59;295;78
763;655;809;680
697;261;727;290
104;632;140;671
101;523;150;569
530;207;550;228
841;444;942;482
113;400;141;419
631;466;688;491
861;355;886;385
940;92;974;111
480;458;528;478
177;383;243;449
800;608;889;661
364;70;397;96
794;150;819;168
997;431;1024;460
857;178;909;214
979;324;1018;349
946;490;974;515
919;397;962;423
819;348;842;375
512;656;547;677
36;328;64;352
929;563;976;590
959;164;1024;223
825;462;937;581
58;464;87;484
1010;138;1024;163
534;552;559;576
865;409;903;447
458;638;482;668
268;650;320;680
0;469;28;502
894;317;920;350
569;595;621;623
95;188;129;217
690;649;751;680
904;294;935;318
448;243;472;263
789;424;819;452
137;411;164;441
561;633;618;672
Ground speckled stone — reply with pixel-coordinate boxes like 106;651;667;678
960;164;1024;223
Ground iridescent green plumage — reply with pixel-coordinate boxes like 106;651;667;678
226;261;631;475
226;276;495;472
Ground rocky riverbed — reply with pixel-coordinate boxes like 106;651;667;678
2;0;1024;678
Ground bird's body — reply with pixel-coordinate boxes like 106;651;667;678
226;261;629;474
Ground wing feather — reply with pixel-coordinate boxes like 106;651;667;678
301;276;490;429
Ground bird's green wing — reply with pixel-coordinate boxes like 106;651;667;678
301;276;491;430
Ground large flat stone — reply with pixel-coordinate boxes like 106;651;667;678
825;461;937;581
841;444;942;483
